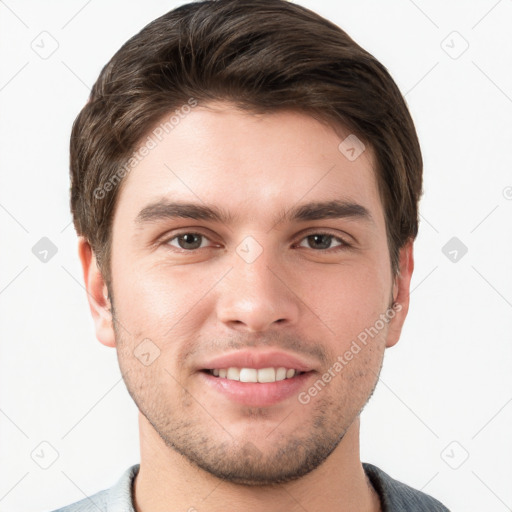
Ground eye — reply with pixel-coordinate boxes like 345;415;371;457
161;231;351;253
165;232;214;251
296;232;349;251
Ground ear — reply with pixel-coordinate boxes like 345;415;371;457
386;239;414;348
78;236;116;348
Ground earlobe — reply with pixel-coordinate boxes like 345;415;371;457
386;240;414;348
78;237;116;348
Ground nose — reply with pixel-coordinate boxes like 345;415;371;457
215;242;300;333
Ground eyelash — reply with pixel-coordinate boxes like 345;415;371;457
160;230;352;253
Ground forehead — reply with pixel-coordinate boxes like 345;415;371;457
112;103;384;231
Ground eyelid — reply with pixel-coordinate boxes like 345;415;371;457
294;232;352;252
296;228;352;245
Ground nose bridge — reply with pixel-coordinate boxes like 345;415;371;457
216;235;299;332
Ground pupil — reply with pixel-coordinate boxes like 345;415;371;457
180;234;201;249
310;234;330;249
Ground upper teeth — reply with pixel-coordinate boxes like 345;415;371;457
210;367;300;382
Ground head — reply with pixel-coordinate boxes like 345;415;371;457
75;0;421;485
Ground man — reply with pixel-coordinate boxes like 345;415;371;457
53;0;450;510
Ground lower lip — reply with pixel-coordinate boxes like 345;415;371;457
198;370;315;407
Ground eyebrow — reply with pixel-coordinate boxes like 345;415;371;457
134;198;374;228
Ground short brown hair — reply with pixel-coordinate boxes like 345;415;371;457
70;0;422;288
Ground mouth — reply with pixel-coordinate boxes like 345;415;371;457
198;367;316;407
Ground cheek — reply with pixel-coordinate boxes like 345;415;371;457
113;261;202;327
309;260;391;344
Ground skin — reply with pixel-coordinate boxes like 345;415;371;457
79;101;414;512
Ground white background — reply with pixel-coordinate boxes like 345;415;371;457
1;1;511;511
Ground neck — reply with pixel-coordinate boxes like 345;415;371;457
133;413;381;512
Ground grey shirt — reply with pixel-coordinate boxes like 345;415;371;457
48;462;450;511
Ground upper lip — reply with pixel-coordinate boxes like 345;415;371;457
198;349;318;372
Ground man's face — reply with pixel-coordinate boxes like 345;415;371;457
98;102;410;484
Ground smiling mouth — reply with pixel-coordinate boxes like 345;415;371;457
201;367;309;383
